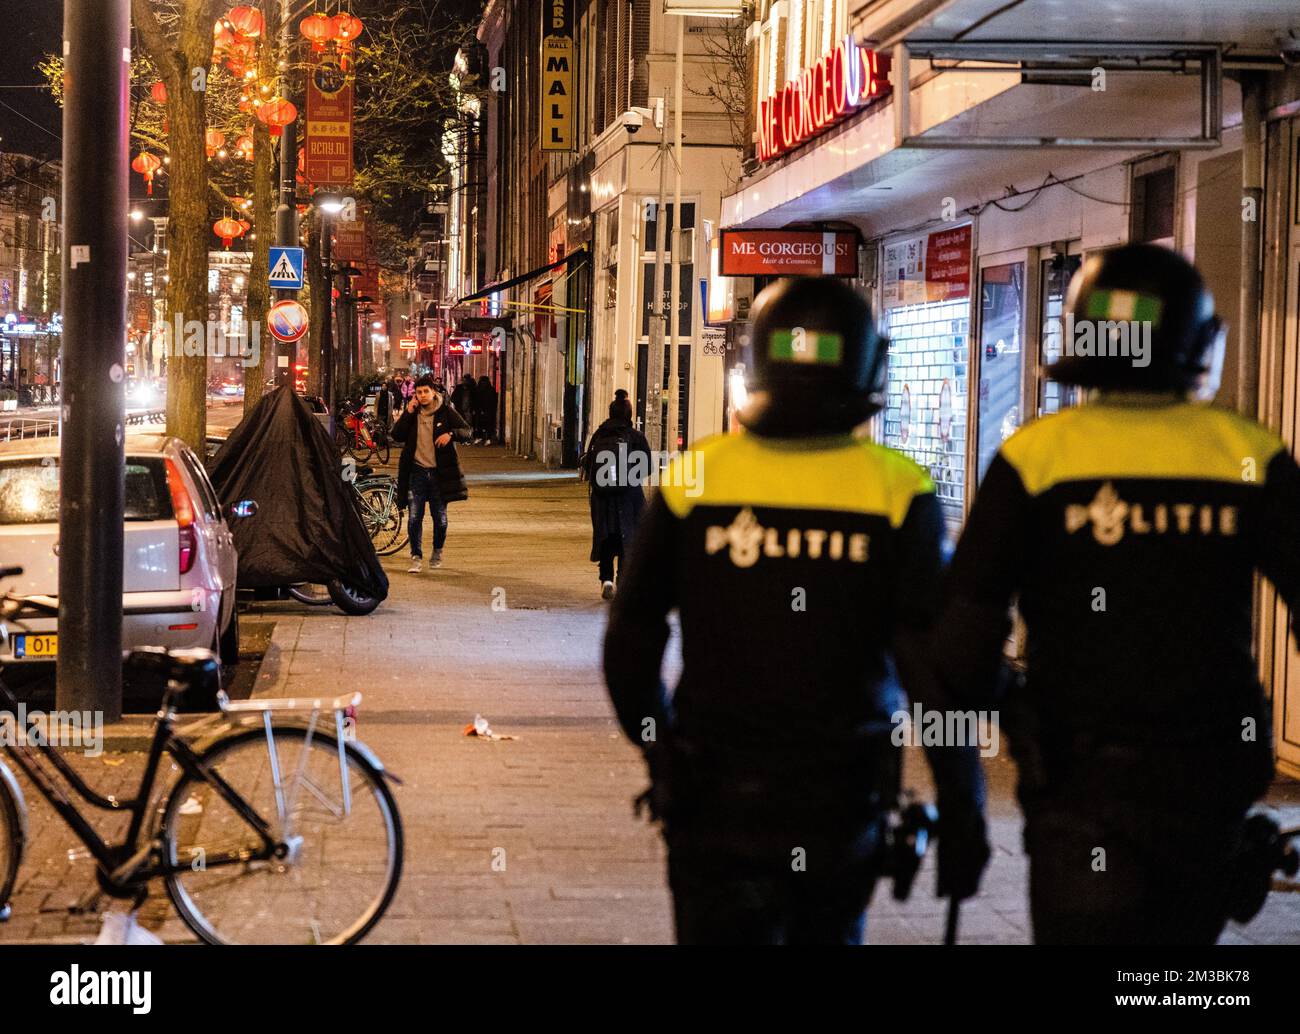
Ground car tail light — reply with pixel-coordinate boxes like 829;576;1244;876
168;622;199;631
165;458;199;575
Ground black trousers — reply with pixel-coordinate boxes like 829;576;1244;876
665;818;884;945
1025;806;1240;945
597;533;623;583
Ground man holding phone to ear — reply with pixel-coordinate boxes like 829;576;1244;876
392;374;472;573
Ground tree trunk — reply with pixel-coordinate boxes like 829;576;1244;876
242;120;275;408
162;59;210;450
133;0;220;451
305;219;325;398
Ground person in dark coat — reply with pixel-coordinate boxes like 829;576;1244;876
475;375;498;443
451;374;477;429
392;374;471;572
582;395;652;599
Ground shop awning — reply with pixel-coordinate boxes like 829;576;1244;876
456;248;588;306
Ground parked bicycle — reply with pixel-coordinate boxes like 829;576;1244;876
334;399;390;465
0;567;403;944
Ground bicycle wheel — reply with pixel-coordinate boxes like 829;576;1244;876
286;583;333;606
372;436;391;465
0;762;27;920
359;485;405;556
162;726;402;945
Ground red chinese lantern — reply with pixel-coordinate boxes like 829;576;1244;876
235;134;255;159
131;152;162;194
238;218;252;233
213;216;245;248
226;5;264;38
256;96;297;137
213;19;237;53
204;128;227;157
332;12;363;66
149;80;167;105
299;12;336;50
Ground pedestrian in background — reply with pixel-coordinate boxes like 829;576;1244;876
392;374;472;573
452;374;478;431
582;394;651;599
475;375;498;444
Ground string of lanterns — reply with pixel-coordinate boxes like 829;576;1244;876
130;4;365;248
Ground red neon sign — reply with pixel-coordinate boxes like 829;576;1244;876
757;35;891;163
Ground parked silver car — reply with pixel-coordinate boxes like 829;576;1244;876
0;433;244;666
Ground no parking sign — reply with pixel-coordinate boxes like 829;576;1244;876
268;300;310;343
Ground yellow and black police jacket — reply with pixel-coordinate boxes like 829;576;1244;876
937;396;1300;796
603;429;978;811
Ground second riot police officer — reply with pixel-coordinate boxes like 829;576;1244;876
937;243;1300;944
603;276;989;944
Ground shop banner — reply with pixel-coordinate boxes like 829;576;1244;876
541;0;573;152
883;225;972;308
333;209;369;263
719;229;858;277
305;49;354;186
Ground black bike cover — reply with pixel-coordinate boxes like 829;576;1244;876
207;387;389;601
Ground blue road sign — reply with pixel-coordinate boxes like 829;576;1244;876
268;246;305;289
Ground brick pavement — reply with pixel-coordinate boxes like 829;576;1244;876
1;444;1298;944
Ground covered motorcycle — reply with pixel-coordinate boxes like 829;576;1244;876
208;386;388;614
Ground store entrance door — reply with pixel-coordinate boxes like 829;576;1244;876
1271;241;1300;777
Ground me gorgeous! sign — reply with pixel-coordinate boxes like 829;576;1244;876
757;36;891;163
718;229;859;277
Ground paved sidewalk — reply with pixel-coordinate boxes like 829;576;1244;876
2;445;1298;944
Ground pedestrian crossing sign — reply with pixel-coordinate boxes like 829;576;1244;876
268;246;305;289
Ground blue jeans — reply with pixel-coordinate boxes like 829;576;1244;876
408;466;447;557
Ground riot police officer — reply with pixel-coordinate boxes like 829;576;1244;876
937;243;1300;944
603;276;989;944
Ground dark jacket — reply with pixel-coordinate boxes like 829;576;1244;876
392;397;472;507
451;380;477;419
584;417;651;561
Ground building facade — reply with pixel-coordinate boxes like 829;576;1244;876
718;0;1300;775
464;0;744;466
0;153;62;403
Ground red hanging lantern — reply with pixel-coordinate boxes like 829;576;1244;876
256;96;297;138
235;134;255;159
213;216;245;249
226;5;264;38
204;128;227;157
238;218;252;234
213;19;237;53
149;80;168;105
332;13;363;67
131;152;162;195
299;12;336;51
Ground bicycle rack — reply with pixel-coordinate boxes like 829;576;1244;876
217;691;362;821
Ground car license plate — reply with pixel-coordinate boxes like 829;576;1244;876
14;634;58;659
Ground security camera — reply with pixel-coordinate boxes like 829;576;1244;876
623;109;644;134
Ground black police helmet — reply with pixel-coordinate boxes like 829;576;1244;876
1048;243;1223;393
740;276;887;437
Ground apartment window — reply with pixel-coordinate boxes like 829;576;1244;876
1130;158;1177;245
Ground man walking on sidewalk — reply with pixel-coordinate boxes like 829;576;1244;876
392;375;471;573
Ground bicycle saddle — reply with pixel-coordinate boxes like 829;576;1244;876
124;647;221;710
354;465;374;477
